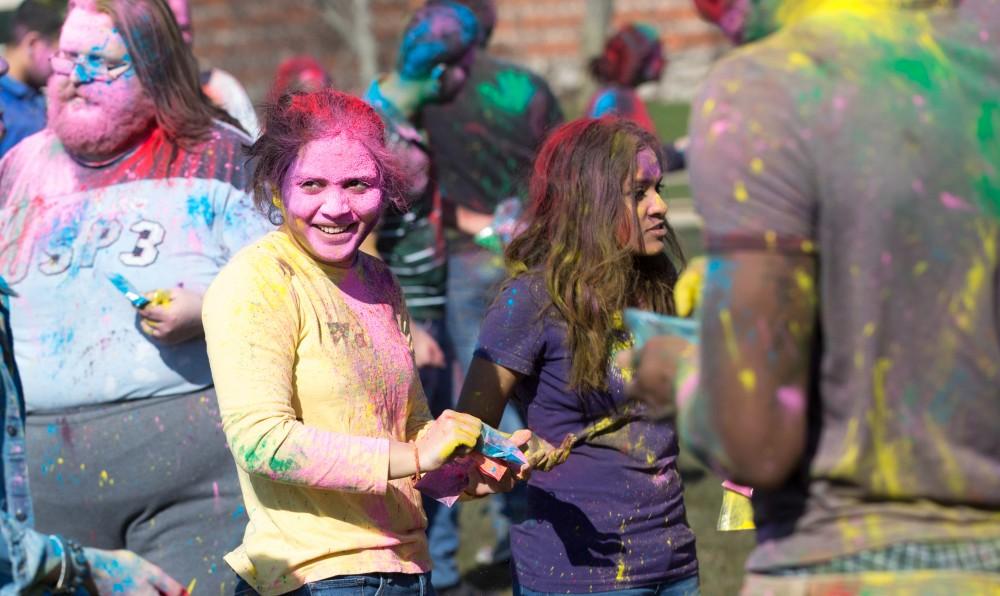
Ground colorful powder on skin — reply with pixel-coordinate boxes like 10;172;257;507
733;180;749;203
776;385;805;414
280;135;383;268
719;309;740;362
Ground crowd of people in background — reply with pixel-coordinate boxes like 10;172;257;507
0;0;998;595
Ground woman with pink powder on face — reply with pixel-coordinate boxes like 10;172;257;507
202;89;528;596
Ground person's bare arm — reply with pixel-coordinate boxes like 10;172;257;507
697;252;817;489
458;357;571;472
456;356;521;428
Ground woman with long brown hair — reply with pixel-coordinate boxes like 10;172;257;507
457;117;699;595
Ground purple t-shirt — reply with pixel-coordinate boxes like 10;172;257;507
475;275;698;593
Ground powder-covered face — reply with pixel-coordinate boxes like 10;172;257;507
623;148;668;256
166;0;193;45
47;8;156;161
281;134;384;267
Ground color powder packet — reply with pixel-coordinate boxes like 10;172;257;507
416;423;526;506
478;423;528;466
623;308;699;350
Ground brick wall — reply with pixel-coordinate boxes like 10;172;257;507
490;0;729;104
189;0;411;104
189;0;729;110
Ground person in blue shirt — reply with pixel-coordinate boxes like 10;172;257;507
0;0;63;157
0;55;184;596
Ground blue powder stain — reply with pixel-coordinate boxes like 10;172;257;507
186;195;215;228
399;20;447;79
232;504;246;519
591;90;620;118
706;257;735;293
53;223;80;247
39;328;75;357
47;424;58;435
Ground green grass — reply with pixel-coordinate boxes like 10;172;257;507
648;102;692;142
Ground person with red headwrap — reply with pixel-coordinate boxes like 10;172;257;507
586;23;685;172
269;55;332;103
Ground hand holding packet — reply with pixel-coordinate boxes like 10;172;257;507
415;422;528;506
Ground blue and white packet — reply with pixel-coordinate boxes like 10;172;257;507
624;308;699;350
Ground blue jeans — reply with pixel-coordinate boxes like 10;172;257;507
416;318;460;589
236;573;436;596
513;575;700;596
446;244;526;563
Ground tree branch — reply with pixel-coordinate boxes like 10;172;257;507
314;0;357;50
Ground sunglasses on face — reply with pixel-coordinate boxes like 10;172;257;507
50;51;133;83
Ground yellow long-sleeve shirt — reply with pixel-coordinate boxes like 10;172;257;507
202;230;432;595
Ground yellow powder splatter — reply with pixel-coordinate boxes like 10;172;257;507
837;517;863;546
187;578;197;595
801;240;816;253
98;469;114;487
863;323;875;337
787;51;812;69
750;158;765;174
923;413;966;496
56;457;64;465
829;418;860;477
590;417;615;435
913;261;928;276
863;513;886;544
615;559;627;582
702;98;716;116
854;350;864;370
719;309;740;362
870;359;902;496
733;180;749;203
79;463;86;471
739;369;757;393
794;268;815;301
765;230;777;251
